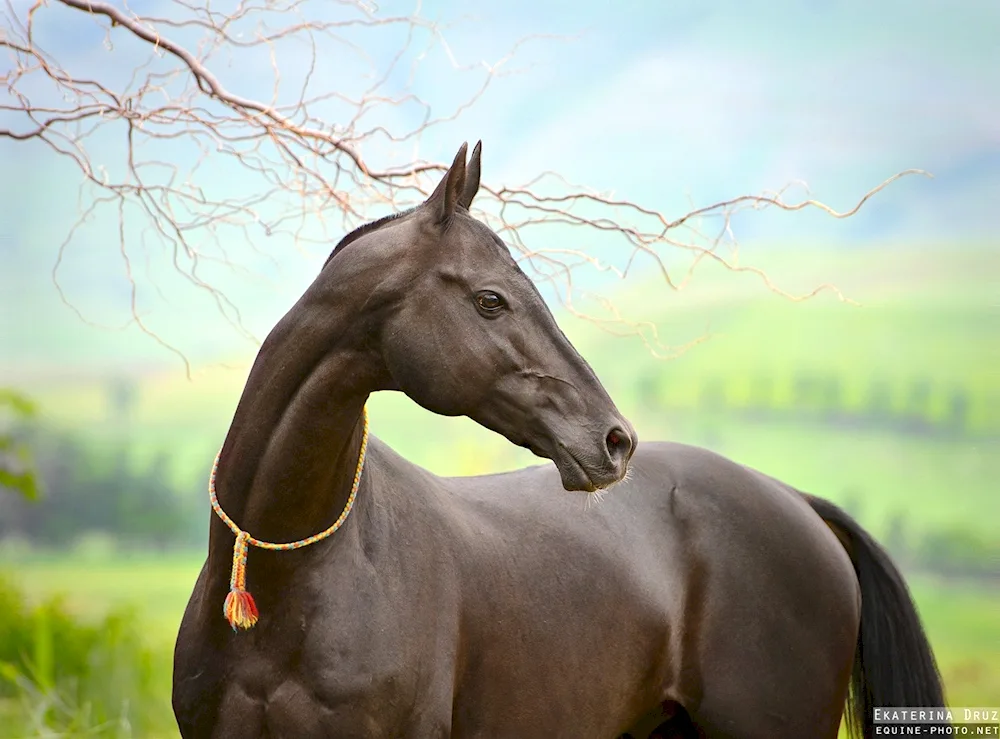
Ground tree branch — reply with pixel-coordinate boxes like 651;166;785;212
0;0;923;372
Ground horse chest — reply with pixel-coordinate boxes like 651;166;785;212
213;671;405;739
177;600;434;738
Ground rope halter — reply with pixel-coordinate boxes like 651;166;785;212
208;406;370;630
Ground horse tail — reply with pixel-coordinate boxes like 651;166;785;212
802;494;945;739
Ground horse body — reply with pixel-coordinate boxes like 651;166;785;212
174;142;942;738
442;441;861;738
175;436;859;738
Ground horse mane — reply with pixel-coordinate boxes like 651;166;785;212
322;207;416;269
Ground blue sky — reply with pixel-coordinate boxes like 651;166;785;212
2;0;997;372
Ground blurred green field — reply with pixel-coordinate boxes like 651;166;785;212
572;244;1000;431
5;242;998;733
22;380;998;547
20;244;998;539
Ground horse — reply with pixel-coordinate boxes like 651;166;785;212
173;142;944;738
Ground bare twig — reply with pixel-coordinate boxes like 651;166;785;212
0;0;923;371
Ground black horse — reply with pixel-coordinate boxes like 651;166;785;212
173;142;943;738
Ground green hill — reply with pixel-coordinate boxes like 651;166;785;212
13;243;1000;547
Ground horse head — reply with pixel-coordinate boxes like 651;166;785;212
318;142;635;491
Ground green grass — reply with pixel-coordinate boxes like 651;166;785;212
7;552;205;647
0;572;174;738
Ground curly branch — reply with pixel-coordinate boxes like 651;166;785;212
0;0;923;372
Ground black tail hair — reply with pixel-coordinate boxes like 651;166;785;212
804;495;945;739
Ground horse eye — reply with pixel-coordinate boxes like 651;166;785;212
476;292;505;313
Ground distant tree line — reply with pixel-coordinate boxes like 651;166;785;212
839;497;1000;583
638;372;995;437
0;428;206;550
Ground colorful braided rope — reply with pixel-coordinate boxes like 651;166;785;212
209;406;370;630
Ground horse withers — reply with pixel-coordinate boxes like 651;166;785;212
173;142;943;738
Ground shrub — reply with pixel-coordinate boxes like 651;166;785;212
0;575;173;738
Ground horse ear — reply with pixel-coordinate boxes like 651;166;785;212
425;142;469;223
458;140;482;210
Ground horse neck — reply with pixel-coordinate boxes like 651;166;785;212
212;277;379;546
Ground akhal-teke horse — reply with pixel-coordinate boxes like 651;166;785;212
173;142;944;738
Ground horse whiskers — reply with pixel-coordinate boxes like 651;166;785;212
584;489;607;510
582;465;633;510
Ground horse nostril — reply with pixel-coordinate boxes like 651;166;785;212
606;426;632;462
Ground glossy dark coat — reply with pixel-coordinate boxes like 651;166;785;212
173;143;944;739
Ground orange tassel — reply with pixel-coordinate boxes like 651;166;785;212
224;589;258;630
209;408;370;635
224;531;259;630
